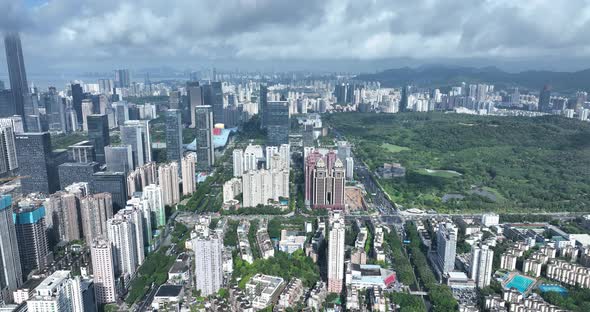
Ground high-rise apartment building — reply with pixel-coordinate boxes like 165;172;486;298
436;222;457;273
232;149;243;177
165;109;183;167
158;162;180;206
126;162;157;195
241;169;289;208
181;153;197;195
0;195;22;302
327;213;345;293
243;144;263;172
4;33;29;123
87;114;110;164
80;193;113;245
14;202;50;277
195;105;214;170
91;238;117;304
470;244;494;288
305;150;345;210
193;235;223;296
142;184;165;229
107;214;139;279
121;120;151;169
126;196;153;251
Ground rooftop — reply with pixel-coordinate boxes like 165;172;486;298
155;285;183;298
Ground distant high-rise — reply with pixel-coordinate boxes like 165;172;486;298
211;81;224;124
266;101;290;146
0;90;14;117
71;83;84;123
165;109;183;166
14;202;50;277
195;105;214;170
327;214;345;293
81;99;93;131
181;153;197;196
306;151;345;210
114;69;130;88
0;123;18;176
15;132;59;194
44;87;65;132
80;193;113;245
538;85;552;112
87;114;110;163
470;244;494;288
0;195;22;302
91;238;117;304
187;82;203;128
259;85;268;127
158;162;180;206
400;86;410;112
121;120;152;169
105;145;133;174
193;235;223;296
436;222;457;273
98;79;113;95
92;172;127;212
4;33;29;122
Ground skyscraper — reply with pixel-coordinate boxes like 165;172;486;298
195;105;214;170
158;162;180;206
15;132;60;194
81;99;93;132
114;69;130;88
57;162;100;190
327;214;345;293
259;85;268;127
91;238;117;304
470;244;494;288
193;235;223;296
105;145;133;174
211;81;224;124
181;153;197;196
107;216;138;279
306;151;345;210
92;172;128;212
187;82;203;128
266;101;289;146
14;202;50;277
538;85;552;112
71;83;84;123
4;33;29;123
436;222;457;273
87;114;110;164
399;86;410;112
165;109;183;167
121;120;152;169
80;193;113;245
0;123;18;176
0;195;22;302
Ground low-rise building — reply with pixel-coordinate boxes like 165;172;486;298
546;259;590;288
151;285;183;310
278;230;307;254
345;263;396;289
277;278;304;310
245;274;285;310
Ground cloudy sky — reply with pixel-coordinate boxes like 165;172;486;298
2;0;590;76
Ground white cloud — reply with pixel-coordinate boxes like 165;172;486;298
2;0;590;70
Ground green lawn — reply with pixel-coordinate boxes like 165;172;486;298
381;143;411;153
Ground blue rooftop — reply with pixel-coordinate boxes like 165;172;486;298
185;127;237;151
14;206;46;224
0;195;12;210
